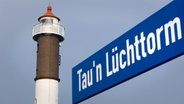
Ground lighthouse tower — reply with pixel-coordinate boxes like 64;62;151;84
32;5;64;104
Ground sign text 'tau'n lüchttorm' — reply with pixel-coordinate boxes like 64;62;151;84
72;0;184;104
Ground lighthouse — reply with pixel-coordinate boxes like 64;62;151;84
32;5;64;104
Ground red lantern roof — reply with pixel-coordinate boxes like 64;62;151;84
38;5;60;21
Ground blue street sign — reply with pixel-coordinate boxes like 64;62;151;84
72;0;184;103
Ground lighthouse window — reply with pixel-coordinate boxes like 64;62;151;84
41;19;46;23
41;19;53;24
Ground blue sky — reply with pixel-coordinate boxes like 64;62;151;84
0;0;184;104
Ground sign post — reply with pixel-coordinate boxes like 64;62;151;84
72;1;184;103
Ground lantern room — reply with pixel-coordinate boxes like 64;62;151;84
32;5;64;42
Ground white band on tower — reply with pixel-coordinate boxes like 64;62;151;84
34;79;58;104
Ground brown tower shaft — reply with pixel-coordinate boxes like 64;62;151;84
35;34;60;81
